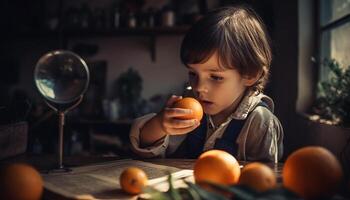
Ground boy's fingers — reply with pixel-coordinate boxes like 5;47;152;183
164;107;192;117
168;118;199;128
166;95;182;107
163;118;199;131
167;123;200;135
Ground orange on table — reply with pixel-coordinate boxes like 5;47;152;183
0;163;43;200
283;146;343;199
238;162;277;192
194;150;241;186
120;167;148;195
172;97;203;121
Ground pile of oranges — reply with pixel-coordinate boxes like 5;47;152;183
193;150;277;193
193;147;346;199
119;149;278;196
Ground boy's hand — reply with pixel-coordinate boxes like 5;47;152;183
157;95;200;135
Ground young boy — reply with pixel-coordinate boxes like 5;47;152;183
129;6;283;162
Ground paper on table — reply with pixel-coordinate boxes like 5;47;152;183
42;159;194;200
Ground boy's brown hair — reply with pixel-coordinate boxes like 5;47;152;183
180;6;272;94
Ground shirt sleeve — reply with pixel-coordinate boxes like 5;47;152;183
129;113;169;158
244;108;284;162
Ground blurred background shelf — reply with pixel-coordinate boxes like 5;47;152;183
10;26;191;38
10;26;190;61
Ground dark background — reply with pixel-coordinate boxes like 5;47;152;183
1;0;347;166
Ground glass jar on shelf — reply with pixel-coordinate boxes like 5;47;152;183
161;5;175;27
127;12;137;28
111;4;120;29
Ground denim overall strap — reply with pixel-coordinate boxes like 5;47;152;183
213;101;270;156
168;116;207;159
184;116;208;158
213;119;245;156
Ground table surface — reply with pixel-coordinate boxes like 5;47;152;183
145;158;283;183
0;154;283;200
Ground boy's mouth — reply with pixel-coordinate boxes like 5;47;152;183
200;100;214;107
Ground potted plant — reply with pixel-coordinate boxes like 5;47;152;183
300;59;350;185
113;67;143;119
311;59;350;126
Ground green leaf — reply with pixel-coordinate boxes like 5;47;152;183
141;186;173;200
314;58;350;126
166;173;182;200
204;182;256;200
177;187;202;200
185;181;228;200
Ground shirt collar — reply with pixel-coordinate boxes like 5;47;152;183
206;92;274;130
207;93;253;130
231;92;275;120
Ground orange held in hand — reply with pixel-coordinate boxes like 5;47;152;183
172;97;203;121
238;162;277;192
283;146;343;199
194;150;241;186
0;163;43;200
120;167;148;195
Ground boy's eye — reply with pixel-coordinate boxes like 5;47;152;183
211;75;223;81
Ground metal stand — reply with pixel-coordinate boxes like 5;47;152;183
58;111;65;170
44;96;83;171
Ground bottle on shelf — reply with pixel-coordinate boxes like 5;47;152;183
161;5;175;27
127;12;136;28
111;2;120;29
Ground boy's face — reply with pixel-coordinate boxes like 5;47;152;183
187;52;251;117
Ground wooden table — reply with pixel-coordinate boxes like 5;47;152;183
0;155;283;200
0;153;121;171
145;159;283;183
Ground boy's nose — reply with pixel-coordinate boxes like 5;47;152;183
192;79;208;94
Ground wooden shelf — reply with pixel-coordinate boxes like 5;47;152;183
11;26;190;38
68;26;190;37
11;26;190;61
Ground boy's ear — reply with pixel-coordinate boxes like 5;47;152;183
243;73;261;86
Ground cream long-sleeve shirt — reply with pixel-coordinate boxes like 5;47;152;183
129;93;284;162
